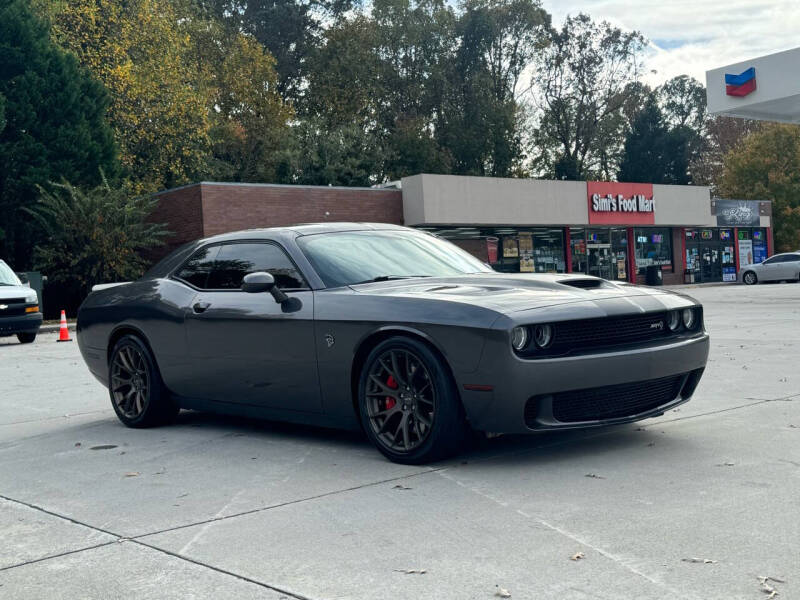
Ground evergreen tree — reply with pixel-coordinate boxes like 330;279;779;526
0;0;118;268
617;98;669;183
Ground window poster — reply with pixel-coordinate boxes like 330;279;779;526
738;239;753;267
518;233;534;272
502;237;519;258
486;237;499;264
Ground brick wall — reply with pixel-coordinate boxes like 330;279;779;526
149;182;403;258
199;183;403;237
149;183;204;257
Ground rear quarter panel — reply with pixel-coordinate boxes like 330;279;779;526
77;279;195;388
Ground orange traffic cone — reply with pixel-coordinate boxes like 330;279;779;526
57;310;72;342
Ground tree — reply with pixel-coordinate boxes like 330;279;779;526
691;116;761;191
0;0;118;268
289;119;385;186
617;97;669;183
45;0;214;191
186;18;294;182
438;0;549;176
718;124;800;252
197;0;358;103
657;75;706;132
530;14;647;180
26;174;168;300
617;95;693;185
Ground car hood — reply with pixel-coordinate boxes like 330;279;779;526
0;284;34;300
349;273;693;315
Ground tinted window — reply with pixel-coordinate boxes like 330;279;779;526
175;246;220;288
206;243;306;290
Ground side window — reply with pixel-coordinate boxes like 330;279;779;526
206;243;307;290
763;256;779;264
174;246;220;289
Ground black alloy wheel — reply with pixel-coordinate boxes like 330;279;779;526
109;335;178;427
358;336;470;464
743;271;758;285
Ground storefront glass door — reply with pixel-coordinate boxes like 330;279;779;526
586;229;612;279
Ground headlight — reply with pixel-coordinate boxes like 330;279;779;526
533;324;554;348
667;310;681;331
682;308;697;330
25;292;38;304
511;326;529;351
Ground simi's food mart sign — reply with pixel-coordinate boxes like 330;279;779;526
588;182;655;225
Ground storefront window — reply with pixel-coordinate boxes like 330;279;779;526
424;227;565;274
634;228;672;269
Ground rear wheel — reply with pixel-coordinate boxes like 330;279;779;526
109;335;178;428
17;332;36;344
743;271;758;285
358;337;470;464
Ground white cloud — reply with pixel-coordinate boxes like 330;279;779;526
541;0;800;86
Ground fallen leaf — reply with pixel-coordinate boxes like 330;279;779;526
646;442;655;447
74;442;81;447
681;557;717;564
90;444;118;451
584;473;605;479
495;586;511;598
715;462;735;467
394;568;426;575
570;552;585;561
124;472;140;478
393;484;413;490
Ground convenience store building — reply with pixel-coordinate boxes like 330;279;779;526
152;176;773;286
402;175;772;285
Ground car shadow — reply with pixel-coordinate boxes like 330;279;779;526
168;409;676;468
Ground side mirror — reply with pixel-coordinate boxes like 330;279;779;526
241;272;288;304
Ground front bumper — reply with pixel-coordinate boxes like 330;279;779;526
459;333;710;434
0;312;43;337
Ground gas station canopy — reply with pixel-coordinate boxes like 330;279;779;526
706;47;800;123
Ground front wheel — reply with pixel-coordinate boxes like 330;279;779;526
743;271;758;285
109;335;178;428
358;337;470;464
17;332;36;344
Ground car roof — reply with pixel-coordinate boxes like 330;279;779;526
199;222;410;244
142;223;414;280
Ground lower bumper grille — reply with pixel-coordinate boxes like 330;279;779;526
525;370;703;426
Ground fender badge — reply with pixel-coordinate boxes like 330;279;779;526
324;333;335;348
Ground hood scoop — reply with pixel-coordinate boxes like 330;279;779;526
557;278;611;290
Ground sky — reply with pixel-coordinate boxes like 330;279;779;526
542;0;800;86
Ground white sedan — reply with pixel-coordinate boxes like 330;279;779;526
739;252;800;285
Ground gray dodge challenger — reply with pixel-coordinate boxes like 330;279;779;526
77;223;709;463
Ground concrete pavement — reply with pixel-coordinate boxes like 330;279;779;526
1;284;798;599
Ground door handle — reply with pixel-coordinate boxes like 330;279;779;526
192;301;211;314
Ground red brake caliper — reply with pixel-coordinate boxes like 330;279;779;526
385;375;398;410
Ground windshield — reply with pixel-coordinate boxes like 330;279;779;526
297;230;493;288
0;261;22;286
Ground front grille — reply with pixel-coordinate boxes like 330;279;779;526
519;311;701;358
525;373;687;425
0;299;27;317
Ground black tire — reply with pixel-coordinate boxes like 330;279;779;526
108;335;179;428
742;271;758;285
358;336;470;464
17;332;36;344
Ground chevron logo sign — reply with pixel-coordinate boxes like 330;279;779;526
725;67;756;97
